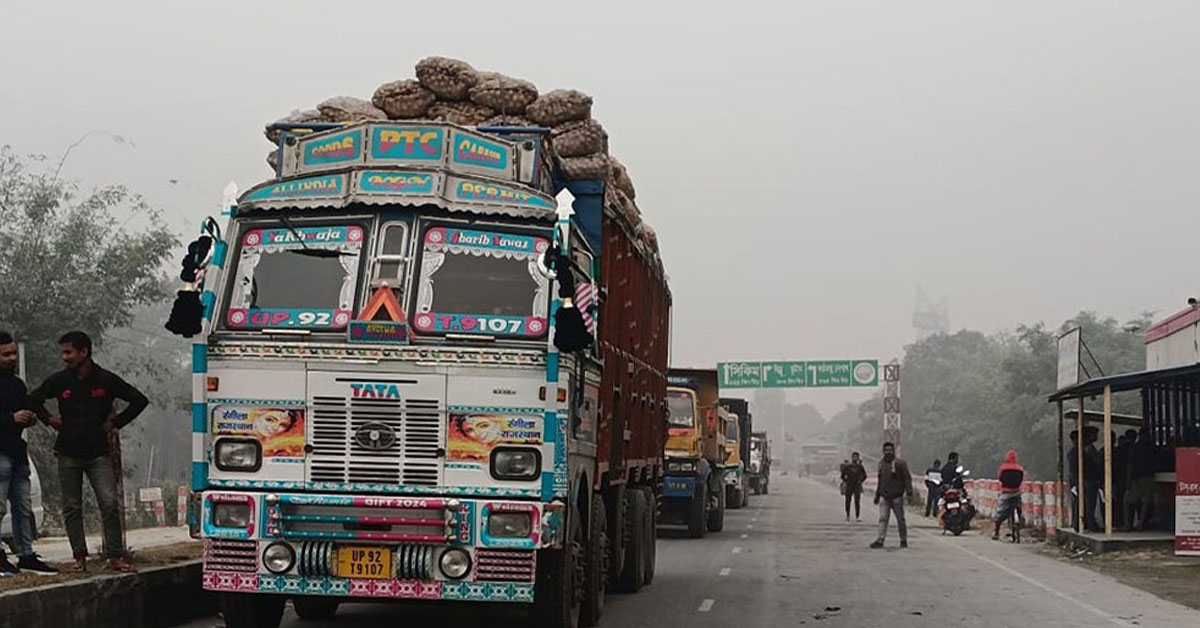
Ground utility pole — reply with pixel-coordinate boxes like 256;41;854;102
883;360;901;454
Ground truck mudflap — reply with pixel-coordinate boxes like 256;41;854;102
200;491;559;603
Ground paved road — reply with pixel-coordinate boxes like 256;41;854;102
182;477;1200;628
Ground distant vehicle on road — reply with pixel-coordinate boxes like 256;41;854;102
662;368;727;537
1;460;44;552
747;431;771;495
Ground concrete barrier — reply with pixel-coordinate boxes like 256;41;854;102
0;560;214;628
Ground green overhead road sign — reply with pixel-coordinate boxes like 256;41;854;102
718;360;879;389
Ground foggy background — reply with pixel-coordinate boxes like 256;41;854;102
4;0;1199;424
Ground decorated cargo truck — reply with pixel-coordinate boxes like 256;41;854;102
169;69;670;628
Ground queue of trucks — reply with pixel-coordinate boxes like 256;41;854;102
175;66;770;628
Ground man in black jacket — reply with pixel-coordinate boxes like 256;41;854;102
29;331;148;573
871;442;913;549
0;332;58;576
841;452;867;522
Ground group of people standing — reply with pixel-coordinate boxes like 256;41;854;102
1068;425;1158;532
0;331;147;576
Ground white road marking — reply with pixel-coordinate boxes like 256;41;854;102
740;533;749;539
719;567;732;577
732;546;742;554
699;599;715;612
752;517;758;522
747;524;754;529
936;536;1137;627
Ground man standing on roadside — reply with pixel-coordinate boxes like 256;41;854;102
841;452;867;522
0;332;59;576
29;331;148;573
924;458;943;517
871;442;913;549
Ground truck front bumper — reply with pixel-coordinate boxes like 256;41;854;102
199;490;560;603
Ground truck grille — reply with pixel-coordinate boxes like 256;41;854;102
204;539;257;573
306;373;446;486
474;549;536;582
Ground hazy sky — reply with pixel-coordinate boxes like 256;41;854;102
4;1;1199;415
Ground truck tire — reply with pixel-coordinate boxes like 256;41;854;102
707;479;726;532
615;489;646;593
726;485;739;510
687;484;707;539
292;597;339;620
581;499;607;627
220;593;285;628
533;506;583;628
639;487;657;586
763;479;770;495
740;487;749;509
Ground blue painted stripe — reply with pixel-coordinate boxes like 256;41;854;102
191;461;208;490
211;241;228;268
192;403;207;433
192;343;207;374
201;291;216;320
540;471;554;501
546;352;559;382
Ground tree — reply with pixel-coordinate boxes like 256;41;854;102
0;146;179;529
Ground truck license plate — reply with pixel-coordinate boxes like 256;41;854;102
336;546;391;579
947;502;960;510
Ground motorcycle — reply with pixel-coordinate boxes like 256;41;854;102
935;466;976;536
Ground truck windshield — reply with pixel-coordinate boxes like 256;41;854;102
412;226;551;338
725;419;738;441
224;224;363;330
667;390;696;428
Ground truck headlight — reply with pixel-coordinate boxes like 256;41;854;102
667;461;696;473
490;448;540;481
213;503;252;528
214;439;262;472
439;548;471;579
262;542;295;574
488;512;533;538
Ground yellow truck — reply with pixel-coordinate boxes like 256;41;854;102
662;368;727;537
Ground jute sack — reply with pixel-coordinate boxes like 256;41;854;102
415;56;479;101
372;80;436;119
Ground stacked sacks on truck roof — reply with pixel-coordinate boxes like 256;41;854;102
258;57;643;213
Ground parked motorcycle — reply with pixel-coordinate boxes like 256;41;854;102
935;466;976;536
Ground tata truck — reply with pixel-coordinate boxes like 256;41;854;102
719;397;751;509
662;369;726;537
179;113;670;628
748;432;770;495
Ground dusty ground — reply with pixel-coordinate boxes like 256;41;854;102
0;540;200;593
1038;542;1200;612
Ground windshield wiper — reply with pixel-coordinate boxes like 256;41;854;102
276;215;351;258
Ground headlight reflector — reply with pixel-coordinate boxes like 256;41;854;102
667;460;697;473
490;448;540;481
487;512;533;538
439;548;471;579
214;439;262;472
262;542;295;574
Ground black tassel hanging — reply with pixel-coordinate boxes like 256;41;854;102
550;251;593;353
165;290;204;338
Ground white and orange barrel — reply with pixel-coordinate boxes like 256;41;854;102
1043;481;1058;537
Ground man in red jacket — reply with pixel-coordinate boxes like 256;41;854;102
992;450;1025;540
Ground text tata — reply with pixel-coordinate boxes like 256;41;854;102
351;383;403;399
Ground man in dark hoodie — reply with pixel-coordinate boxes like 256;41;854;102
29;331;148;573
992;450;1025;540
870;442;913;549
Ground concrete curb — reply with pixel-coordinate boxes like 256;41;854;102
0;560;215;628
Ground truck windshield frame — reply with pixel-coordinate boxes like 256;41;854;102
667;389;697;429
409;221;552;340
221;218;367;333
